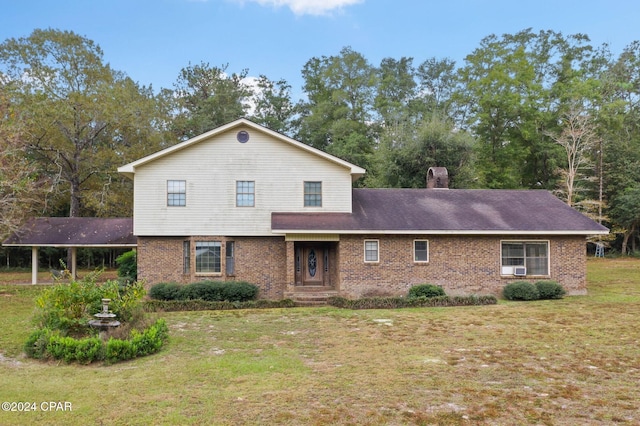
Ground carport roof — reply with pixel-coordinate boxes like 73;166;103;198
2;217;136;248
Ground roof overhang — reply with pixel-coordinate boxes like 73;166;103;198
2;217;137;248
274;229;610;236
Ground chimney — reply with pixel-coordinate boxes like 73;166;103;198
427;167;448;189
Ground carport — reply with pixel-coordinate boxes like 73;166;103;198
2;217;136;284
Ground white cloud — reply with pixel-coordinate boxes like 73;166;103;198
234;0;364;16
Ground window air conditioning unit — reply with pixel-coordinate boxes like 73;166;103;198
513;267;527;276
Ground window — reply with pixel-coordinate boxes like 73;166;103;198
225;241;235;275
236;181;255;207
195;241;221;273
183;240;190;274
364;240;379;263
414;240;429;262
304;181;322;207
167;180;186;206
501;241;549;276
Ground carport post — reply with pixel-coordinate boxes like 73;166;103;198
31;246;38;285
71;247;77;279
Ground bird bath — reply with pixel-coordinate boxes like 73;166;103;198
89;298;121;330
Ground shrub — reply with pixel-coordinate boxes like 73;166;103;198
408;284;446;299
24;328;53;359
34;272;103;333
220;281;259;301
502;282;540;301
327;294;497;309
143;298;296;312
98;280;146;323
178;281;219;301
149;281;259;302
535;281;566;300
116;250;137;281
105;319;168;364
149;282;182;301
25;269;162;364
46;334;103;364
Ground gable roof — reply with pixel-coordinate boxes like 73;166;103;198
118;118;366;181
2;217;136;247
272;189;609;235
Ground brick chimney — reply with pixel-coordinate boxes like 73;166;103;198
427;167;448;189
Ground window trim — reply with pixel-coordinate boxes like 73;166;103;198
236;180;255;207
195;241;222;274
303;181;322;207
364;239;379;263
167;180;186;207
500;240;550;276
413;239;429;263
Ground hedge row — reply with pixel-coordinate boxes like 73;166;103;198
328;295;498;310
149;281;258;302
144;298;296;312
503;281;566;301
24;319;169;364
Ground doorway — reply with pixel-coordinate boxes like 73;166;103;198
295;243;333;287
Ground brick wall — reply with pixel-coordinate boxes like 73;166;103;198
137;237;186;285
137;236;287;300
337;234;588;298
138;234;588;300
233;236;287;300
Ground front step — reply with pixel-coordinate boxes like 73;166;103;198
285;289;338;307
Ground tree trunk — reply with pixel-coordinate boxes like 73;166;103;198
621;224;636;255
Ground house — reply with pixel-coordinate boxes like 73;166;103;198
118;118;608;301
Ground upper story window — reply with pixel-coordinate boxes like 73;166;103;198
167;180;186;206
414;240;429;262
304;181;322;207
501;241;549;276
236;181;255;207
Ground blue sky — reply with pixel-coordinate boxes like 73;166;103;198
1;0;639;100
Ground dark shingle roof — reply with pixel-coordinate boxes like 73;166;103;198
272;189;609;235
2;217;136;247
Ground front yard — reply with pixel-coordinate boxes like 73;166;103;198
0;258;638;425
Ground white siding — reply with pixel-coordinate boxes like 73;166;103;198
133;127;354;236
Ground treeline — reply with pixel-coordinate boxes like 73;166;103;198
1;28;640;259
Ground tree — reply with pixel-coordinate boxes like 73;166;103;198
610;185;640;253
598;41;640;251
0;82;52;240
296;47;377;169
456;29;598;189
545;103;599;206
248;75;295;135
416;57;459;119
169;62;251;140
367;115;475;188
0;29;166;218
374;57;417;126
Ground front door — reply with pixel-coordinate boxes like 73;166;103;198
303;246;324;285
296;244;328;286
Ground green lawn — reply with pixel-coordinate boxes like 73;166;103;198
0;259;639;425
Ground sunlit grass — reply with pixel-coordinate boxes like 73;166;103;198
0;258;638;425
